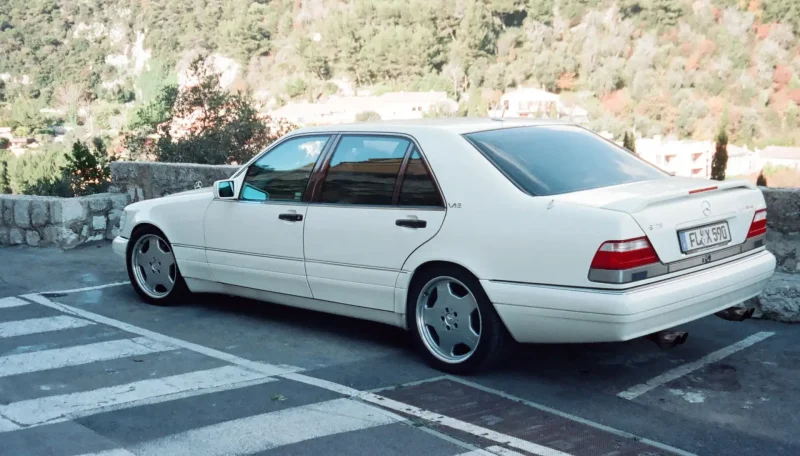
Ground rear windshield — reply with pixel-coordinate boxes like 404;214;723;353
464;125;668;196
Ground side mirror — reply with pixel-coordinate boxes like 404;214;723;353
214;180;236;199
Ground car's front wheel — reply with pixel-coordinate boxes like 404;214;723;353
126;226;188;306
408;266;511;374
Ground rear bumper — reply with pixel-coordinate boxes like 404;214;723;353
482;250;776;344
112;236;128;259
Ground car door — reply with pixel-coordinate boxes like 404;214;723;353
303;134;446;311
203;134;333;297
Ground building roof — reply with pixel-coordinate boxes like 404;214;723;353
760;146;800;160
292;117;573;135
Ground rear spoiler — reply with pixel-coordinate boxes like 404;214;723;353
604;179;756;214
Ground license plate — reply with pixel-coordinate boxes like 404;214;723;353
678;222;731;253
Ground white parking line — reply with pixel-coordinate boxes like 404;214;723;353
130;398;398;456
0;316;94;338
0;297;29;308
39;281;130;295
618;331;775;400
358;393;573;456
0;337;176;378
23;294;303;377
0;416;20;432
0;365;273;427
74;450;136;456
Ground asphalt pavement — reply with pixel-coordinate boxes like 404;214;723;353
1;243;799;456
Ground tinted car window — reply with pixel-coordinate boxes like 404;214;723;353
320;135;409;205
464;125;668;196
398;148;443;207
241;135;330;202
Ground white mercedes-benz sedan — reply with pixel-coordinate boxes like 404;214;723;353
113;118;776;373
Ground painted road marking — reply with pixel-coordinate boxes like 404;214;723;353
22;287;685;455
618;331;775;400
0;315;94;338
0;365;273;427
0;297;29;308
130;398;398;456
0;416;20;432
458;446;526;456
447;376;696;456
359;392;573;456
0;337;176;378
39;281;130;295
23;294;303;377
74;450;136;456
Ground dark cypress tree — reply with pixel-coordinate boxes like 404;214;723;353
711;126;728;181
756;170;768;187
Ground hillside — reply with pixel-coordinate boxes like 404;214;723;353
1;0;800;145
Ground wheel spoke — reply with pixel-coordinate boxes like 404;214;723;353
136;252;149;270
421;304;440;328
436;326;459;357
461;327;479;350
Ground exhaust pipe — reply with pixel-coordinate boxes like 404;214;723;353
715;306;755;322
647;330;689;349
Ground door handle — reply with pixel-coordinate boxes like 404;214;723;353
279;213;303;222
396;218;427;229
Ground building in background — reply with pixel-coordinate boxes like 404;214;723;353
270;91;457;126
634;136;760;179
759;146;800;170
486;87;589;123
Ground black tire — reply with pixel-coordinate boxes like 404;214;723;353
126;225;189;306
407;265;511;374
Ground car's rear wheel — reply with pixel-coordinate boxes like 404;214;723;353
408;266;510;374
126;226;188;306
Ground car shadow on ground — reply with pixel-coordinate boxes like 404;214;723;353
176;291;685;385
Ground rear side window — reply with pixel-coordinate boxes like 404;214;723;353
320;135;409;205
398;148;443;207
464;126;667;196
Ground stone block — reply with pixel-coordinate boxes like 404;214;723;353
756;272;800;323
42;225;59;244
30;200;49;227
80;224;89;239
56;199;85;225
111;194;128;210
89;196;110;212
13;199;30;229
9;228;23;245
763;188;800;234
2;199;12;225
57;227;80;249
25;230;41;246
92;216;107;231
0;227;8;245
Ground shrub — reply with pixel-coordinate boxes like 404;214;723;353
756;170;768;187
711;125;728;181
355;111;382;122
7;146;71;196
63;138;116;196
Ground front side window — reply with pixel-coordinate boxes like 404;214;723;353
398;148;443;207
464;125;667;196
241;135;330;202
320;135;410;205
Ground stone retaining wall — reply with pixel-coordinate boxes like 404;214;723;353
754;187;800;322
110;161;239;204
0;193;127;248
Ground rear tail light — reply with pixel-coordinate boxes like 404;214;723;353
590;237;661;270
747;209;767;238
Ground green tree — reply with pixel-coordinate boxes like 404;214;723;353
140;56;275;165
623;131;637;153
355;111;382;121
711;125;728;181
756;169;768;187
7;145;71;196
64;138;116;196
9;95;45;130
0;151;11;194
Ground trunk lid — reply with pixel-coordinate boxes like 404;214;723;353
553;177;764;264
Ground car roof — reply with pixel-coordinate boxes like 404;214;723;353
290;117;575;136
